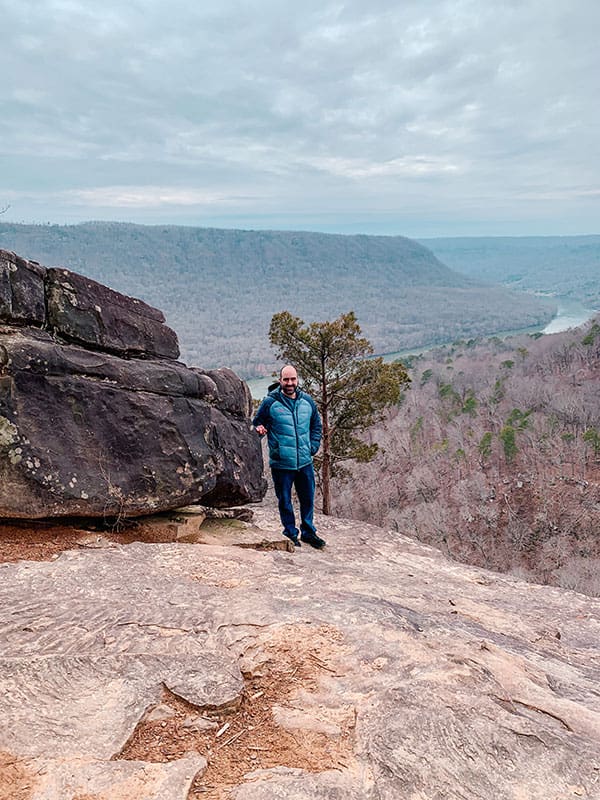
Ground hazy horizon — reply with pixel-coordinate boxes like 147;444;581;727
2;218;599;241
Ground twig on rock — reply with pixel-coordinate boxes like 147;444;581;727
308;652;337;672
217;728;247;749
216;722;230;738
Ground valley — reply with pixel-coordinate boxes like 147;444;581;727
0;222;556;379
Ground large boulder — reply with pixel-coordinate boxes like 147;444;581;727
0;248;266;518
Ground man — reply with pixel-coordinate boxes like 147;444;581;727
253;365;326;549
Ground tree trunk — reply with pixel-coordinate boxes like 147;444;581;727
322;434;331;514
320;359;331;515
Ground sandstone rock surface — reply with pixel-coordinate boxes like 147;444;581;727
0;248;266;518
0;507;598;799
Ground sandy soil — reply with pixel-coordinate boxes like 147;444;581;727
118;624;354;799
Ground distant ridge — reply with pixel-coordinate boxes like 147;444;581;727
0;222;553;378
422;235;600;305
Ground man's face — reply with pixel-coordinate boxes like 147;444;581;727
280;367;298;396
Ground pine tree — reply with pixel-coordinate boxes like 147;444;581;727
269;310;410;514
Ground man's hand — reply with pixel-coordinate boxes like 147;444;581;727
255;425;267;436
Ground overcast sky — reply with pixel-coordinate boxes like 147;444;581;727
1;0;598;237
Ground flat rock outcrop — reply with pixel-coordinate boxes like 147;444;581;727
0;248;266;518
0;507;598;799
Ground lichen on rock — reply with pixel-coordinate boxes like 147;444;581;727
0;416;18;447
0;248;266;519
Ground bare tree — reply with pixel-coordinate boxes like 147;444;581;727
333;324;600;596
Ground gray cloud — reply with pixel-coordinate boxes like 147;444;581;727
1;0;598;234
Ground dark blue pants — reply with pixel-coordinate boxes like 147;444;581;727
271;463;317;539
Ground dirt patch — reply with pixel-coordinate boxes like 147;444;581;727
0;518;150;563
0;751;37;800
116;624;355;800
0;517;182;564
0;515;288;564
0;521;91;563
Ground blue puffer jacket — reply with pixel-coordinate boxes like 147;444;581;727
253;388;322;470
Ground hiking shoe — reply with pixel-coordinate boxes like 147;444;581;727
283;530;301;547
300;531;326;549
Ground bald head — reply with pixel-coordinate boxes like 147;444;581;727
279;365;298;397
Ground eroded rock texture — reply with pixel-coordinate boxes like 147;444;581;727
0;508;599;800
45;267;180;359
0;248;266;518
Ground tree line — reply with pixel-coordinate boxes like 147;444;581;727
0;221;555;379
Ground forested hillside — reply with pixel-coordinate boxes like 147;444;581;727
334;320;600;596
0;222;553;378
423;235;600;305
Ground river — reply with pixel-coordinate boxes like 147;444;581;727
541;297;597;334
246;298;598;400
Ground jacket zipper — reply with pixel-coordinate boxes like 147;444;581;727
291;397;300;469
